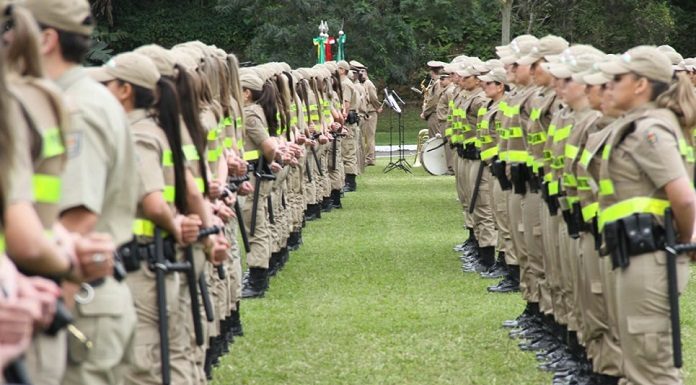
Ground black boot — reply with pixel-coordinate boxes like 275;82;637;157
241;267;268;298
481;251;507;278
331;189;343;209
305;206;317;221
487;264;520;293
230;301;244;336
464;245;494;273
268;252;281;277
314;203;322;219
321;196;333;212
287;231;300;251
454;227;477;252
343;173;356;192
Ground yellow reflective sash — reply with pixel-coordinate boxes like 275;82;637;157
565;144;579;161
182;144;199;161
529;108;541;122
527;131;547;145
598;197;670;231
162;150;174;167
504;104;520;118
132;219;157;237
582;202;599;222
599;179;615;196
507;150;529;163
579;149;593;169
480;146;498;161
163;185;175;203
553;124;572;142
548;180;559;195
33;174;61;204
42;127;65;158
243;150;259;161
508;126;523;138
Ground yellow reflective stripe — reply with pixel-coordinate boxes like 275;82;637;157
599;179;614;196
163;185;175;203
291;116;299;126
182;145;199;161
477;107;487;117
463;137;477;144
243;150;259;161
0;233;5;253
42;127;65;158
207;149;220;162
498;151;508;161
499;101;509;115
543;150;553;162
507;150;529;163
563;173;577;187
527;131;547;145
478;120;489;130
544;172;553;182
530;108;541;122
162;150;174;166
237;138;244;149
565;144;579;160
579;149;593;168
601;144;612;160
598;197;670;231
195;177;205;193
550;155;565;170
207;129;218;141
582;202;599;222
566;196;580;205
576;176;592;191
678;139;694;163
547;124;557;137
480;146;498;160
508;126;523;138
290;103;298;112
445;128;453;136
33;174;61;204
223;137;233;149
504;104;520;118
497;128;510;139
553;124;572;142
223;117;233;126
132;219;168;237
479;135;493;144
548;180;559;195
462;124;473;133
236;117;243;128
526;155;534;167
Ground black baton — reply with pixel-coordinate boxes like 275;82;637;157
468;160;486;214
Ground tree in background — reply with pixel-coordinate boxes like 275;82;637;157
87;0;691;87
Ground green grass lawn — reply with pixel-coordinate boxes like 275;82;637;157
212;158;696;385
375;103;424;146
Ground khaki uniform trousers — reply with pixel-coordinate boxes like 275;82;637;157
342;123;359;175
507;191;528;296
184;246;210;385
439;120;455;172
558;221;580;332
62;278;137;385
328;138;344;191
456;157;473;229
468;162;496;248
302;151;317;206
616;252;689;385
26;332;66;385
357;118;366;174
242;177;273;269
578;232;622;377
319;144;331;198
227;211;243;304
601;254;624;378
125;269;191;385
522;192;545;304
539;208;559;316
492;182;515;265
427;113;439;138
363;112;378;164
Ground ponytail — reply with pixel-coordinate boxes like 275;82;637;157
251;82;279;136
227;54;245;129
174;64;209;197
655;72;696;134
5;5;43;77
131;78;188;213
0;39;13;218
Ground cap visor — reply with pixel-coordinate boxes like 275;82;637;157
500;55;517;65
478;75;494;82
547;63;572;79
86;67;116;83
598;60;629;75
516;54;541;66
583;71;611;86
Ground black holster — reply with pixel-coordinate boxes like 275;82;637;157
493;160;512;190
347;111;360;125
603;214;664;269
527;166;541;193
510;164;528;195
541;183;559;216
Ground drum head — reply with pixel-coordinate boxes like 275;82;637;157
421;137;448;175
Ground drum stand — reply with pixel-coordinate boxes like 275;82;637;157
383;105;411;174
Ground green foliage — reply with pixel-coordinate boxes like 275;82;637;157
89;0;695;87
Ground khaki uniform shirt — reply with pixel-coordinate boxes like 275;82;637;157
243;103;270;160
576;115;617;222
436;83;457;122
526;86;563;173
56;67;137;246
352;81;367;117
340;77;357;111
422;79;441;119
130;109;176;239
501;84;539;164
363;79;381;113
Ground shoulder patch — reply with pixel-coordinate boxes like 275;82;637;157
66;131;82;158
646;130;658;146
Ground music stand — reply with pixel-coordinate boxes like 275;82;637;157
383;89;411;174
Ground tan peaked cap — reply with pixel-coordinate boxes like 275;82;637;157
24;0;94;36
134;44;176;77
88;52;160;91
240;72;264;91
599;45;673;84
478;67;507;84
517;35;569;65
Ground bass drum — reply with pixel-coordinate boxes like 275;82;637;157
421;137;448;176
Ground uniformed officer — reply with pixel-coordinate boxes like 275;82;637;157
337;60;359;192
352;61;381;166
596;46;696;385
422;60;446;138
